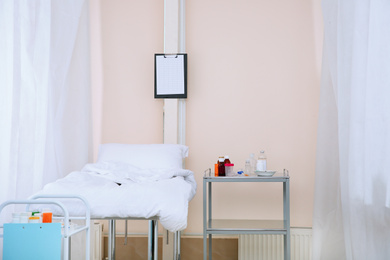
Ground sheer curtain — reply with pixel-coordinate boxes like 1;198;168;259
313;0;390;259
0;0;91;221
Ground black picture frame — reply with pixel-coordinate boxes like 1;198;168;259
154;53;187;99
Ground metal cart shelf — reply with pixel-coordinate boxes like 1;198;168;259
203;173;290;260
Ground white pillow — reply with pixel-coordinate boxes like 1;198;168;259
97;143;189;169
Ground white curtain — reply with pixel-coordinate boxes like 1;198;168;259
313;0;390;259
0;0;91;221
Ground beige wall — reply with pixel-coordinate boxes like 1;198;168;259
96;0;322;234
100;0;164;145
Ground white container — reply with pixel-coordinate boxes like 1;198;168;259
12;213;20;223
256;150;267;171
20;212;31;223
249;153;257;174
35;213;43;223
225;164;235;177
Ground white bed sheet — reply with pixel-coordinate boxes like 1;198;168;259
33;161;197;232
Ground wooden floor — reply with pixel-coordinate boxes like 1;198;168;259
104;236;238;260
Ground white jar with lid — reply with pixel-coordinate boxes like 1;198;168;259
256;150;267;171
225;163;235;176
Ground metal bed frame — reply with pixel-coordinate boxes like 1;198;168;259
105;218;182;260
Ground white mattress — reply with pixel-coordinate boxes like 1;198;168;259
32;161;197;232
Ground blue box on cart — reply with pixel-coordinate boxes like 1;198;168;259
3;223;62;260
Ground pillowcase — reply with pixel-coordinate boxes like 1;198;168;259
97;143;189;169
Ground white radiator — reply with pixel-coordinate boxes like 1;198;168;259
91;222;104;260
70;220;104;260
238;228;312;260
68;221;103;260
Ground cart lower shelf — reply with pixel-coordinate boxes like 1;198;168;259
206;219;288;235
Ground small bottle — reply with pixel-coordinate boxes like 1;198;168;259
245;159;251;176
214;163;219;177
249;153;256;174
224;156;231;165
29;216;40;223
35;213;43;223
42;208;53;223
216;156;223;177
218;157;225;176
256;150;267;171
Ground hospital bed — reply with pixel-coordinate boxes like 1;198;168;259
29;143;197;260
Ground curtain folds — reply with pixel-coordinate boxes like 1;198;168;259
0;0;91;220
313;0;390;259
